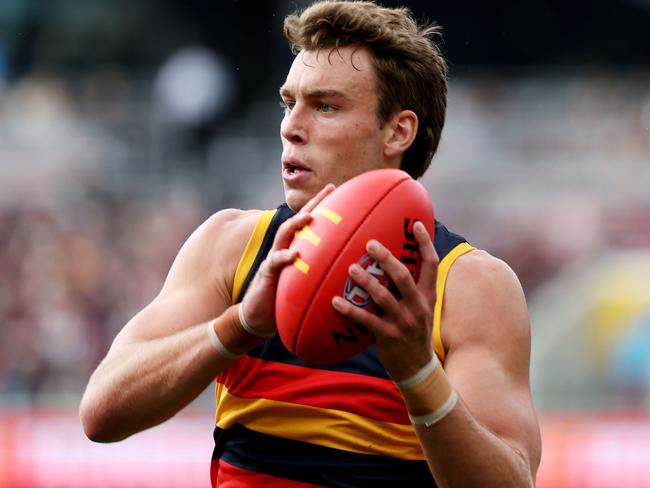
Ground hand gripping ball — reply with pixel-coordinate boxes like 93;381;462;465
276;169;435;365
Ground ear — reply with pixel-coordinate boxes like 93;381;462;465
383;110;418;160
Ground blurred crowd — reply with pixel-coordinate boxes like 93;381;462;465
0;68;210;405
0;190;204;405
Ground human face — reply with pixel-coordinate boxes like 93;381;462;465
279;47;397;211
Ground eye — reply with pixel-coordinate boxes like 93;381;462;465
280;99;295;114
317;103;335;113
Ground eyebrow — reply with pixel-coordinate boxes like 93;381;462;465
279;86;349;100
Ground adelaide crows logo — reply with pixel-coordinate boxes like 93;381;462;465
343;254;393;308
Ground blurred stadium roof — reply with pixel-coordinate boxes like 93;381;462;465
2;0;650;78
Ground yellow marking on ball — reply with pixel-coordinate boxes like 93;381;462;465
314;207;342;224
296;225;321;246
293;257;310;274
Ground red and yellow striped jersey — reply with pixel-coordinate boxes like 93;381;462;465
211;204;474;487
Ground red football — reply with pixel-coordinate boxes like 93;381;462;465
275;168;435;365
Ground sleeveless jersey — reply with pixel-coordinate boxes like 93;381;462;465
211;203;474;487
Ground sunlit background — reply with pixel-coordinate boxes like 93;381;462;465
1;0;649;486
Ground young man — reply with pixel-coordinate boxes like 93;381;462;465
80;2;541;486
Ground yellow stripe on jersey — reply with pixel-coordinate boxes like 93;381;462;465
215;384;425;461
232;209;277;304
433;242;475;362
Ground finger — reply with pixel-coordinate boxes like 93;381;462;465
272;185;335;251
272;212;312;251
331;295;385;335
300;183;336;214
347;261;402;316
365;240;419;304
413;221;439;292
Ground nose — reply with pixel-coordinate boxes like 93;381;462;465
280;104;307;145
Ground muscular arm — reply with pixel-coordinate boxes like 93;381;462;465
79;209;260;442
414;251;541;487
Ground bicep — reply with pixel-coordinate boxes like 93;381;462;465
442;252;541;472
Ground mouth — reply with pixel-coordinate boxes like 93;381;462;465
282;159;311;177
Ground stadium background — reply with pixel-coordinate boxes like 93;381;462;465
1;0;649;486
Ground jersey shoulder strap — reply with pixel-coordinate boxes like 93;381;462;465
432;221;474;361
231;204;295;304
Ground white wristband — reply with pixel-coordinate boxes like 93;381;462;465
238;302;275;338
408;390;458;426
207;320;241;360
394;354;457;427
395;355;439;390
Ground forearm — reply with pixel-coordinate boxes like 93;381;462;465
80;305;260;442
415;401;534;488
80;322;221;442
394;357;535;487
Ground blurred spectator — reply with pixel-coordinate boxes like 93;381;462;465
0;191;204;405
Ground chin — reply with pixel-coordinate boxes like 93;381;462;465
284;189;309;212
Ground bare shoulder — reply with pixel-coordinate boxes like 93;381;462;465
192;208;263;269
191;208;262;249
159;208;264;299
111;208;264;346
442;249;530;361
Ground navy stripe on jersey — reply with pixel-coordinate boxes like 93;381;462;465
248;335;389;378
434;221;467;259
214;424;434;488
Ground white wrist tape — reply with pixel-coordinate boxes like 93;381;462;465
207;319;241;360
408;391;458;426
395;355;457;427
395;355;440;389
238;302;275;338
